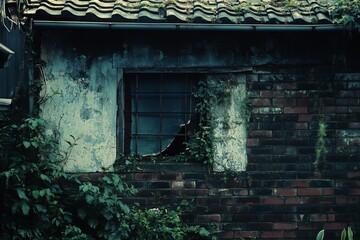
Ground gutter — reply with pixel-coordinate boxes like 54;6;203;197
33;20;346;32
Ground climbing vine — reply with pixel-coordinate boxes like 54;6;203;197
314;120;328;171
0;85;211;240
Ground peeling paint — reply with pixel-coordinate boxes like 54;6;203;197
40;42;117;172
210;76;248;172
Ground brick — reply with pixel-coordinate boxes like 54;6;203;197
193;189;207;196
261;214;284;221
182;173;204;180
273;98;297;107
249;130;272;138
262;197;284;205
233;189;249;196
261;231;284;238
234;231;259;238
248;222;273;230
274;83;297;90
247;74;259;82
323;223;346;230
274;223;298;230
349;189;360;195
310;214;327;222
285;122;308;130
247;138;259;147
260;91;273;98
252;107;282;114
207;188;230;196
322;188;335;195
285;180;309;188
147;181;170;189
251;98;271;106
284;231;297;238
347;171;360;179
336;197;347;204
273;188;297;196
298;114;314;121
197;214;221;222
309;180;332;187
298;188;322;196
285;90;308;98
274;205;297;213
284;107;308;114
221;231;234;239
285;197;307;205
158;173;181;180
233;214;259;221
238;197;260;204
221;197;239;205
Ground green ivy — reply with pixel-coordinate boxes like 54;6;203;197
329;0;360;31
314;120;328;170
0;115;211;239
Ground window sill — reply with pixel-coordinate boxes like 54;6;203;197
115;162;208;173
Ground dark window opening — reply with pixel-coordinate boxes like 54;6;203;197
123;73;199;157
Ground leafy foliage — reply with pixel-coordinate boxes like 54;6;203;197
190;78;215;165
128;207;210;240
314;120;328;170
329;0;360;31
316;227;354;240
0;116;211;239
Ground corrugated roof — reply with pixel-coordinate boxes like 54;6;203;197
24;0;332;25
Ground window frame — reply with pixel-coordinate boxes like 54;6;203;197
118;72;200;158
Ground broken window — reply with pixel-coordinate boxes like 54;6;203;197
123;73;198;156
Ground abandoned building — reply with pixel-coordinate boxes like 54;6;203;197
2;0;360;239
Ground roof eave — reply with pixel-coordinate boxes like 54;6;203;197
32;20;347;32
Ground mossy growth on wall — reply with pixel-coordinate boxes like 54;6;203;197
191;74;248;172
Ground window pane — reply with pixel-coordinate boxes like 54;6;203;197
162;136;176;151
136;136;160;155
137;115;160;134
162;115;186;135
133;74;161;92
135;94;160;112
162;94;186;112
163;75;186;93
125;73;198;156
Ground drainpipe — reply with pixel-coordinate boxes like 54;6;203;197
33;20;346;32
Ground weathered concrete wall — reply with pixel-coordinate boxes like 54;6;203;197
38;29;360;172
209;74;248;172
40;41;118;172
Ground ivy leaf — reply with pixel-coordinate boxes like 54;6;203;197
23;141;31;149
40;174;51;183
316;230;325;240
102;211;113;221
348;227;353;240
119;201;130;214
199;227;210;237
88;218;98;229
16;188;28;200
341;228;346;240
85;194;94;204
78;208;87;219
32;190;40;199
112;174;120;186
102;176;112;184
34;204;47;213
31;141;39;148
21;202;30;215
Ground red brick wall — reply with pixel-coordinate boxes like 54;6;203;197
122;68;360;239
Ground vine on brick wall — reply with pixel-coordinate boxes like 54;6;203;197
0;65;212;239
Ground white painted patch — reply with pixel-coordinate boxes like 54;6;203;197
210;75;248;172
40;42;117;172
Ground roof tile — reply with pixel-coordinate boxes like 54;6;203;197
24;0;334;25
